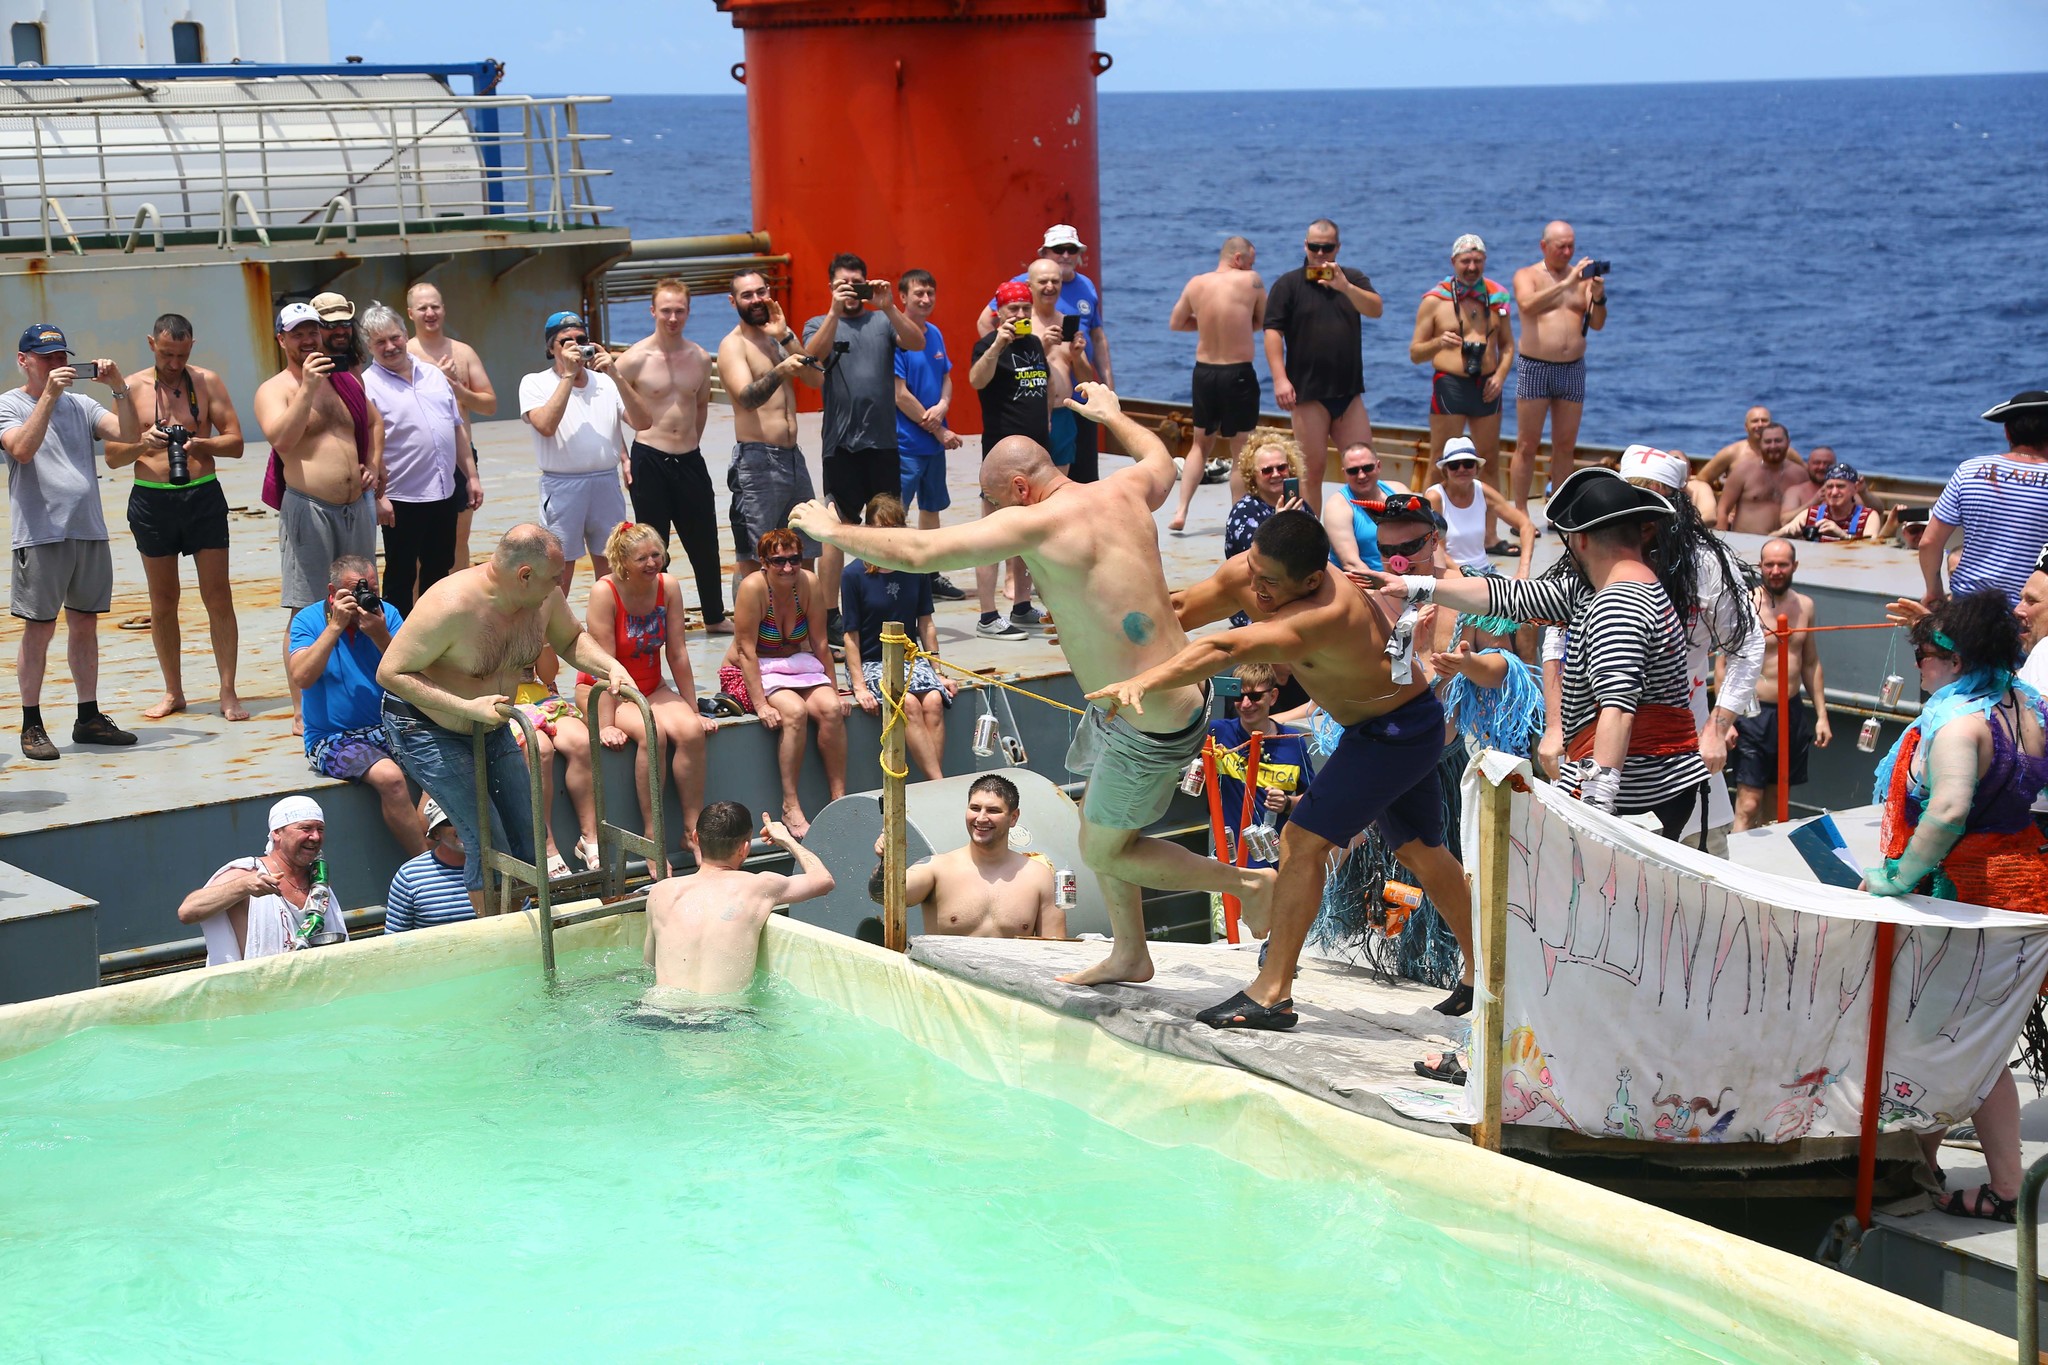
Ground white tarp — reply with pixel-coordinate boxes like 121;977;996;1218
1461;754;2048;1143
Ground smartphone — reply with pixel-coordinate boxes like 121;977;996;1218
832;340;851;355
849;281;875;301
1283;476;1300;501
76;360;101;381
1060;314;1080;343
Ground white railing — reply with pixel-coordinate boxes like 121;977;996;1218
0;91;613;254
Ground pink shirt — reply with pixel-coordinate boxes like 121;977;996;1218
364;356;461;503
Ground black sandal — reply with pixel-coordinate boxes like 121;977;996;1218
1434;982;1474;1017
1938;1183;2017;1223
1485;539;1521;557
1195;990;1298;1031
1414;1052;1468;1084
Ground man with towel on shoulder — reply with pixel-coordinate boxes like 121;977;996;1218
176;796;336;966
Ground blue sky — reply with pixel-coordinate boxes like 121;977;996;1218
335;1;2048;94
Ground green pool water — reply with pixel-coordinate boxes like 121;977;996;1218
1;952;1770;1363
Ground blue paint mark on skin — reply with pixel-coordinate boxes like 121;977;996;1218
1122;612;1154;645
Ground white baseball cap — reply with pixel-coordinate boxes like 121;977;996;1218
1435;437;1482;468
1041;224;1086;251
1617;443;1690;492
277;302;321;331
421;797;454;833
1451;233;1487;256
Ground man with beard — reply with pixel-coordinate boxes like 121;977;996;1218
1718;422;1813;536
1732;538;1831;830
869;774;1065;938
716;270;825;582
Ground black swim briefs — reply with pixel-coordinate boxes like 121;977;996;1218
1431;371;1500;420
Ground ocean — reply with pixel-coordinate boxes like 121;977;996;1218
582;75;2048;483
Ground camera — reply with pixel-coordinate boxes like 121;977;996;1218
1307;265;1335;284
1460;339;1488;379
1584;260;1612;279
351;582;383;614
1011;318;1032;337
832;340;851;355
77;360;101;381
849;281;875;301
163;423;191;487
579;344;600;361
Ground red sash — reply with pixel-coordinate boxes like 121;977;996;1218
1565;702;1697;764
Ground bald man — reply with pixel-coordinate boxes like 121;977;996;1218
791;384;1274;988
1510;221;1606;518
1166;235;1268;531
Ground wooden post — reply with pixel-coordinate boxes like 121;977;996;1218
1776;612;1792;825
880;620;910;953
1472;771;1514;1153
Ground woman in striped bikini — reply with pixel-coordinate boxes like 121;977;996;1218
721;528;848;838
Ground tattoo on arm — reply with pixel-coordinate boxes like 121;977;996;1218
735;368;785;411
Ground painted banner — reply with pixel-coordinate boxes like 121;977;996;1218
1459;755;2048;1143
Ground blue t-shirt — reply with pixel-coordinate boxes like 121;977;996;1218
986;272;1104;367
840;563;935;664
893;321;950;459
384;850;475;933
1207;717;1314;869
290;599;406;749
1931;454;2048;607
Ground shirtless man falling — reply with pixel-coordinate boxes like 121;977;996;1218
1411;235;1515;549
717;270;825;584
1718;422;1814;536
104;312;248;721
868;774;1065;938
618;279;730;633
1166;236;1267;532
1510;222;1606;519
255;302;382;730
1089;508;1473;1029
406;283;496;568
377;524;632;916
644;802;834;995
791;384;1274;986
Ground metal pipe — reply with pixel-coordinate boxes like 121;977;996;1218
311;195;358;246
626;232;774;260
1854;921;1897;1229
120;202;164;253
881;621;909;951
1776;612;1791;824
2018;1152;2048;1360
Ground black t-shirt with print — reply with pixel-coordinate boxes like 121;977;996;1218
971;331;1051;451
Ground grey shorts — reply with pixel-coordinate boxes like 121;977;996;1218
728;442;820;560
1064;683;1211;830
279;487;376;611
11;539;113;620
539;469;629;561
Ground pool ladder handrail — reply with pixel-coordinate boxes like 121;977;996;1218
2017;1152;2048;1361
470;682;667;978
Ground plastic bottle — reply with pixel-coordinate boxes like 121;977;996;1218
296;858;342;949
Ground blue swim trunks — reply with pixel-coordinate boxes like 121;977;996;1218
1289;691;1447;850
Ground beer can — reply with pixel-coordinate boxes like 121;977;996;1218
1858;717;1882;753
1178;759;1205;796
1741;695;1763;719
1383;880;1424;911
1054;869;1078;911
1001;734;1028;764
1242;824;1280;863
1879;673;1905;709
973;713;1000;756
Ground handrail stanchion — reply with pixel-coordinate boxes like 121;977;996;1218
584;681;667;901
2017;1153;2048;1361
1201;738;1238;942
1776;612;1792;824
880;622;909;951
472;705;553;975
1472;768;1515;1153
1853;920;1897;1229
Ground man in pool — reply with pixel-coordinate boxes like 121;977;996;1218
790;383;1276;987
644;801;835;995
868;774;1066;938
377;524;632;917
1086;508;1474;1029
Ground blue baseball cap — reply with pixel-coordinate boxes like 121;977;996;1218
543;310;586;353
17;323;69;356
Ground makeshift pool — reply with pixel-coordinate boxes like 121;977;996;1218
0;913;2013;1362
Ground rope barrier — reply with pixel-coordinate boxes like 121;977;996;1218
909;644;1089;719
1760;620;1908;638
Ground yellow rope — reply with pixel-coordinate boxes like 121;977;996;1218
908;644;1090;718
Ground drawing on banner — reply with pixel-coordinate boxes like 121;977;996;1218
1650;1075;1737;1142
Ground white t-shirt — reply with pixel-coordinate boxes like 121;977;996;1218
518;369;627;476
195;857;319;967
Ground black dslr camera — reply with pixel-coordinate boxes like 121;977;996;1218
1584;259;1612;278
1460;339;1487;378
162;423;191;486
351;582;383;614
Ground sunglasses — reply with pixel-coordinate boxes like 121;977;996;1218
1304;242;1339;254
557;335;589;347
1379;533;1435;560
1236;687;1274;703
766;554;803;569
1913;645;1951;664
1344;464;1379;477
1048;244;1082;255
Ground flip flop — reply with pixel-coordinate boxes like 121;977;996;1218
1485;539;1521;557
1414;1052;1468;1085
1195;990;1298;1031
1938;1183;2017;1223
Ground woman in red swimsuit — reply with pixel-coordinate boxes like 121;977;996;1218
582;522;709;858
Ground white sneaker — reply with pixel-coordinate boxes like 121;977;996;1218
977;617;1030;641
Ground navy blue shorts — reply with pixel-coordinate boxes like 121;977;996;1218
1290;691;1448;850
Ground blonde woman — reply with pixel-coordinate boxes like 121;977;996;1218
580;521;709;858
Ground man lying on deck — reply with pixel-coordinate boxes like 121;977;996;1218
790;383;1274;989
644;802;834;996
1086;508;1475;1031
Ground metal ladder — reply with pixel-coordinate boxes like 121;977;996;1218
2017;1153;2048;1360
471;683;667;979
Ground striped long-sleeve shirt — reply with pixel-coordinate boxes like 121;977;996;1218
1485;574;1708;810
383;852;475;934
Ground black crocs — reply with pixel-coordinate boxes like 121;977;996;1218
1196;990;1298;1031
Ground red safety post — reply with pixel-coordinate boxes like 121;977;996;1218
1236;731;1265;868
1200;738;1239;943
1855;921;1898;1229
1776;612;1792;824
